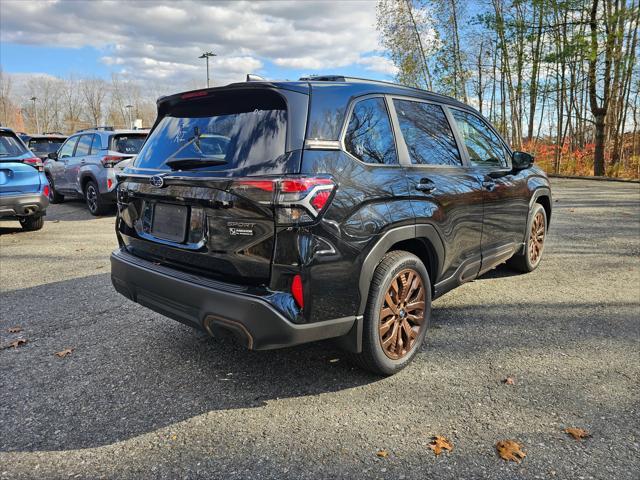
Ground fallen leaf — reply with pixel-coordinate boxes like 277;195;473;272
170;434;177;441
496;440;526;463
429;435;453;456
564;427;591;441
7;338;27;349
96;265;104;269
376;449;389;458
569;208;575;212
503;376;516;385
55;348;74;358
8;326;22;333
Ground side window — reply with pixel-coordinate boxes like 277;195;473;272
74;134;93;157
451;110;507;168
89;135;102;154
393;99;461;166
344;97;398;165
58;137;79;158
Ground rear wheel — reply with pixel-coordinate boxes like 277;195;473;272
508;203;547;273
19;215;44;231
351;251;431;376
84;180;109;216
46;174;64;203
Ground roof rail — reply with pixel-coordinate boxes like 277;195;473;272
42;131;64;135
299;75;346;82
76;126;114;133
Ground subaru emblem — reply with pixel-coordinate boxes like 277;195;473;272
150;175;164;188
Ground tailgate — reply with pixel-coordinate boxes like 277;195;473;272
0;161;41;194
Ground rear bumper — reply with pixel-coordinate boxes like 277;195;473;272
0;191;49;217
110;248;355;350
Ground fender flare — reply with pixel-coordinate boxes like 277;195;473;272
79;171;98;193
357;224;445;315
529;186;552;211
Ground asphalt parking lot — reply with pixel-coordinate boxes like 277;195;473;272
1;178;639;479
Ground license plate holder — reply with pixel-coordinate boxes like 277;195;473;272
151;203;189;243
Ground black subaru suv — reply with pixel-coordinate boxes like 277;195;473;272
111;76;551;375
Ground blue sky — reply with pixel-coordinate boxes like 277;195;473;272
0;0;396;90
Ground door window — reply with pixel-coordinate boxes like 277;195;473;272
74;135;93;157
393;99;461;166
451;110;507;168
58;137;79;158
344;97;398;165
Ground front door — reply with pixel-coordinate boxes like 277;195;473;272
52;136;78;191
448;109;529;274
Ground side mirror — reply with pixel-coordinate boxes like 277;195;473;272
512;151;534;171
47;152;58;160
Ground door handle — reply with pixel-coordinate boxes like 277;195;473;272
482;180;496;191
415;178;436;193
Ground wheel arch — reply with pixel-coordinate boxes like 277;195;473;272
357;224;444;316
530;187;552;226
80;172;98;194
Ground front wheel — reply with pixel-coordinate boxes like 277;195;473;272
84;180;109;216
508;203;547;273
19;215;44;231
351;251;431;376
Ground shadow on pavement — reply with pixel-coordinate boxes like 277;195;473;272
0;273;379;452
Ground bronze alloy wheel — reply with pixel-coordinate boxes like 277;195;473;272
528;211;546;264
378;268;426;360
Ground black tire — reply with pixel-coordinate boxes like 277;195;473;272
508;203;547;273
19;215;44;231
45;174;64;203
84;180;109;216
350;250;432;376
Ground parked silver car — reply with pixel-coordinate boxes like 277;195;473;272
44;127;148;215
0;127;49;231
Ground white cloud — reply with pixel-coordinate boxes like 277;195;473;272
0;0;384;86
357;56;399;75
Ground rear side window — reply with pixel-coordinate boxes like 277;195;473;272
74;134;93;156
110;134;146;154
451;110;507;167
344;97;398;165
393;100;461;166
134;90;287;171
0;132;27;156
58;137;79;158
28;138;65;155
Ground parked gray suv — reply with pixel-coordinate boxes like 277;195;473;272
45;127;148;215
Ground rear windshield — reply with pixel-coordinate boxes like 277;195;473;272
134;90;287;171
0;132;27;157
110;134;147;154
28;138;65;154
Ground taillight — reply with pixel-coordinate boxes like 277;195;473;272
230;176;336;225
23;157;43;172
102;156;130;168
291;274;304;308
43;185;50;198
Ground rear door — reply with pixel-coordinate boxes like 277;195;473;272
67;134;93;193
388;97;484;287
116;87;307;285
448;108;529;274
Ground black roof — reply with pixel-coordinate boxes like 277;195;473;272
156;76;477;141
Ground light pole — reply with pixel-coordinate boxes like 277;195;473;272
198;52;216;88
30;96;39;134
125;104;133;129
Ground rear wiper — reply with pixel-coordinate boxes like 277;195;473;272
165;157;227;170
